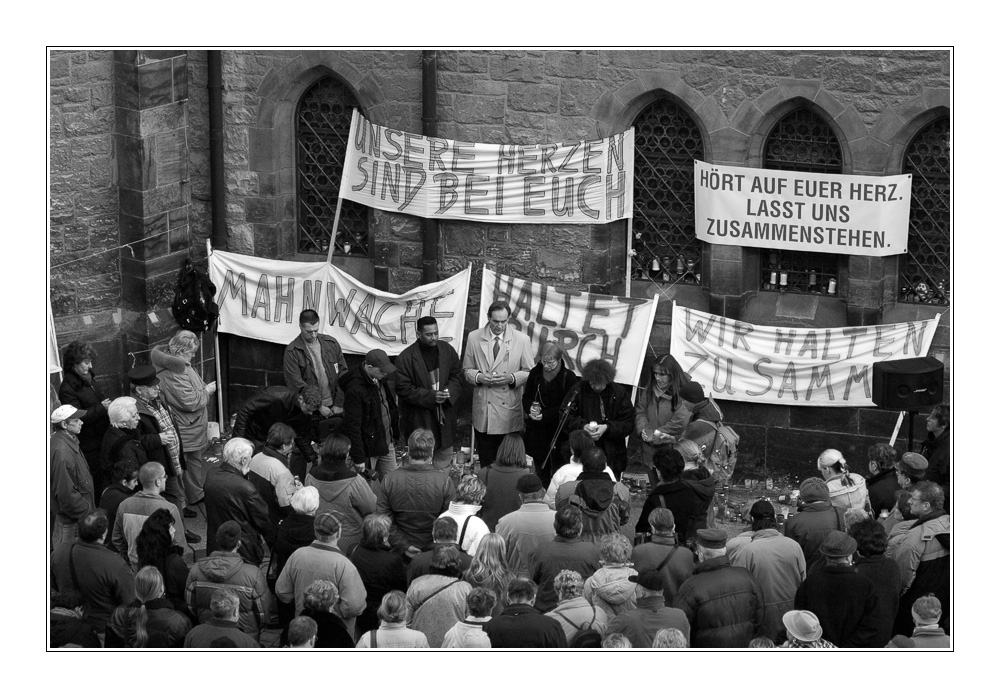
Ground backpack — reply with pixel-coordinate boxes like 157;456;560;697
700;419;739;483
171;258;218;332
553;607;602;648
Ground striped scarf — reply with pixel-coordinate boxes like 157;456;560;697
138;396;183;476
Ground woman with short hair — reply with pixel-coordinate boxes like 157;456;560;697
438;474;490;556
305;434;377;556
58;340;113;488
545;569;608;642
521;341;580;487
355;590;430;648
297;579;356;648
270;485;319;629
99;397;147;485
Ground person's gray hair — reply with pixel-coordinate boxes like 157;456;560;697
377;590;409;624
168;330;199;356
291;486;319;515
407;428;436;460
602;633;632;648
223;437;254;467
209;588;240;619
107;396;138;427
697;545;727;561
652;628;688;648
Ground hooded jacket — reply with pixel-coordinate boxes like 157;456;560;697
184;550;270;639
339;365;399;464
679;397;725;458
151;345;210;451
783;500;845;568
555;471;630;544
565;381;636;477
673;555;765;648
582;565;637;620
305;460;377;557
893;510;950;636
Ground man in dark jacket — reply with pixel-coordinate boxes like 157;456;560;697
554;448;630;544
605;569;691;648
51;509;136;637
530;505;601;612
185;520;270;641
794;530;881;647
673;529;765;648
849;518;900;647
234;385;321;477
50;405;95;546
129;365;191;519
565;359;635;478
340;349;400;479
920;404;950;511
203;437;276;565
283;309;348;438
783;477;845;568
892;480;950;636
630;508;695;605
866;443;901;517
636;447;711;545
485;578;568;648
395;316;464;469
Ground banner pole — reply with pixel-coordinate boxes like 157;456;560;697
206;239;225;429
625;217;633;297
325;197;345;267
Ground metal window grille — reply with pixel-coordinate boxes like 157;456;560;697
761;107;842;294
296;76;368;256
630;99;704;285
900;116;950;305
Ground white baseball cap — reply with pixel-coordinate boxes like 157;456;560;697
51;405;86;423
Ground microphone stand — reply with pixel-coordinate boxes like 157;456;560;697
540;385;580;477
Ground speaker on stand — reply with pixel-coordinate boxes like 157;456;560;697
872;357;944;451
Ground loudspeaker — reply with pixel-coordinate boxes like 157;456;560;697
872;357;944;410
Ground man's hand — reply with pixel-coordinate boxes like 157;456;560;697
205;381;217;395
641;428;653;442
101;398;112;408
435;390;449;404
160;431;178;447
318;405;334;418
404;545;421;559
331;405;344;415
587;423;608;440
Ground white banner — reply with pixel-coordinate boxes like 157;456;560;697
694;161;912;257
339;110;634;224
481;269;658;386
209;249;470;356
669;302;941;407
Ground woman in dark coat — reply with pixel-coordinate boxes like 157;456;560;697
349;514;408;636
136;508;191;618
636;447;711;546
564;359;635;479
270;485;319;629
521;342;580;487
58;340;112;489
848;518;900;647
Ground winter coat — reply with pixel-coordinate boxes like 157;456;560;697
275;541;367;636
729;528;806;641
99;483;137;550
521;361;580;478
51;540;136;634
111;492;186;566
50;430;95;525
306;461;377;556
866;468;900;517
50;609;102;648
565;381;636;477
395;338;464;450
794;564;881;648
301;608;356;648
496;502;557;577
484;602;568;648
57;369;110;458
529;536;602;613
582;565;637;619
545;596;609;642
340;365;399;463
142;548;190;617
183;618;260;648
203;462;276;565
134;395;185;474
283;333;347;410
826;472;870;512
106;597;191;648
921;428;950;509
783;500;845;568
635;478;709;545
682;466;717;532
462;325;535;435
439;502;490;556
545;460;617;508
248;446;297;538
886;626;951;648
442;618;492;648
270;512;316;584
634;381;692;465
673;555;765;648
854;554;901;647
555;471;631;544
349;543;409;636
605;594;691;648
631;535;695;605
893;510;950;636
185;550;270;639
679;397;725;464
406;574;472;648
376;460;455;553
151;345;210;451
407;545;473;586
99;425;147;480
477;463;532;530
233;386;318;463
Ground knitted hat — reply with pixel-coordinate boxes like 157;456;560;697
679;381;705;403
516;473;544;494
749;499;776;520
819;530;857;558
695;529;727;549
782;610;823;643
896;452;929;480
798;477;831;503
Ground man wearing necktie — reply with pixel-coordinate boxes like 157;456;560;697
462;300;535;470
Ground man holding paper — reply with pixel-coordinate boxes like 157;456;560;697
462;300;534;470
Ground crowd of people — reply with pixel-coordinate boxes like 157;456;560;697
50;302;951;649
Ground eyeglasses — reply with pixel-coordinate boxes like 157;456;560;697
653;372;669;378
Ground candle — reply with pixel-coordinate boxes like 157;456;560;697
827;278;837;294
769;271;777;285
779;272;788;286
